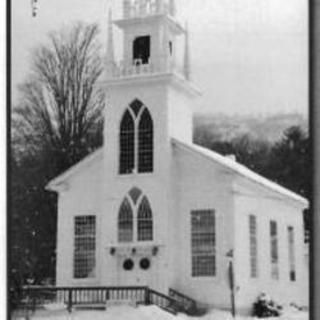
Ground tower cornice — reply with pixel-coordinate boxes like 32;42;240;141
114;14;184;35
98;72;201;98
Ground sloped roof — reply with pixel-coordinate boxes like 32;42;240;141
46;148;103;191
172;138;308;207
46;139;308;207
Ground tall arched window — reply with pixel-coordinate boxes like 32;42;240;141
118;198;133;242
119;110;135;174
119;100;153;174
138;109;153;173
137;196;153;241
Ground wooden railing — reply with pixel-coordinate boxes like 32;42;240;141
105;56;182;80
168;288;197;310
147;288;180;314
15;286;203;317
107;286;147;302
123;0;172;19
21;286;148;313
168;288;206;316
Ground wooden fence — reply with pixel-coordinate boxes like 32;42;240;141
15;286;195;316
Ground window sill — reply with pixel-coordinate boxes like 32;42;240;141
70;278;99;285
108;242;163;248
118;172;154;178
190;275;217;280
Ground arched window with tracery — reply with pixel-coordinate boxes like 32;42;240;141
138;109;153;173
117;188;153;243
119;99;153;174
137;196;153;241
118;198;133;242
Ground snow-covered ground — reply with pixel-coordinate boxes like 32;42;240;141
13;305;309;320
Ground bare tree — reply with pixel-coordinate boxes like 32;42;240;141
10;23;105;293
13;22;105;173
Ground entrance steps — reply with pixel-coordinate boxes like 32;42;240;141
73;288;201;316
168;288;207;316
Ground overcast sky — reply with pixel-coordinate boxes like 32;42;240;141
12;0;308;116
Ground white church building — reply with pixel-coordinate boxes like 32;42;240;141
47;0;309;314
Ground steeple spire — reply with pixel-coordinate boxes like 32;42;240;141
155;0;162;13
184;22;191;80
106;8;115;66
162;21;169;59
123;0;130;18
169;0;176;17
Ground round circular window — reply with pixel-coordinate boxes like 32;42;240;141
140;258;151;270
123;259;134;271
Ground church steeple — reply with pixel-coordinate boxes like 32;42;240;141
104;0;195;85
169;0;176;17
102;0;199;177
106;8;115;67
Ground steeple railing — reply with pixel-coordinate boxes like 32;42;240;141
106;55;183;80
123;0;172;19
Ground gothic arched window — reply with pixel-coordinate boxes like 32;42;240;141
119;110;135;174
138;109;153;173
119;100;153;174
118;198;133;242
137;196;153;241
117;189;153;243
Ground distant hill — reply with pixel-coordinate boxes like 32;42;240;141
193;113;308;143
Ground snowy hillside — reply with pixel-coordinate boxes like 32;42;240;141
18;305;308;320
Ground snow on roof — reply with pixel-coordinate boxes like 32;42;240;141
172;138;308;207
46;148;103;192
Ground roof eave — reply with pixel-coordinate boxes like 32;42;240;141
45;148;103;193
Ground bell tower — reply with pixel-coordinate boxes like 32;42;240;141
102;0;200;174
106;0;186;78
101;0;201;178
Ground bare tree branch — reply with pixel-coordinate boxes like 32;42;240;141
13;22;105;174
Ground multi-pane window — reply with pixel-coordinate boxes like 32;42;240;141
137;196;153;241
249;215;258;278
138;109;153;173
119;100;153;174
270;221;279;280
118;198;134;242
74;216;96;279
288;226;296;281
119;110;135;174
191;210;216;277
118;188;153;243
